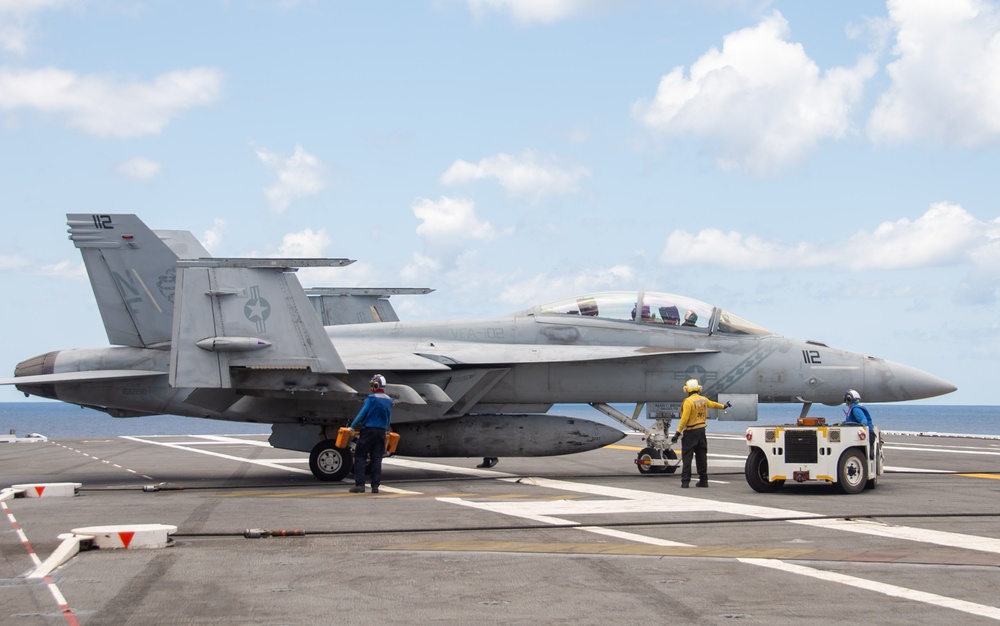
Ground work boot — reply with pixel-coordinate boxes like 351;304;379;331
371;487;379;494
696;479;708;488
681;482;689;488
349;486;365;493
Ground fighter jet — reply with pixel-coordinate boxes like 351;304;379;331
2;214;956;481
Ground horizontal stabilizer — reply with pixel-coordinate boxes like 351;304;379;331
0;370;166;386
306;287;433;325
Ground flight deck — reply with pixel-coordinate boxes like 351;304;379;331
2;431;1000;624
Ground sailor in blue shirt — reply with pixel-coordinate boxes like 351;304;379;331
843;389;875;459
349;375;393;493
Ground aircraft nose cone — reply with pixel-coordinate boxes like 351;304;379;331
864;358;956;401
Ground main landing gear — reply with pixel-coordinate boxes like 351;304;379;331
308;440;353;481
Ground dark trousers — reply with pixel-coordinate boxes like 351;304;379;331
354;427;386;489
681;427;708;485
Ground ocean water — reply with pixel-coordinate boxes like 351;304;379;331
1;401;999;439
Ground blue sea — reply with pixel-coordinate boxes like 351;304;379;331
2;402;999;439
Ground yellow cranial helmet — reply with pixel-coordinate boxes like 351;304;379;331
684;378;702;393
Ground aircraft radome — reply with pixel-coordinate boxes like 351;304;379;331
1;215;956;481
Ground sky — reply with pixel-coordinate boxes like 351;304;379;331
1;0;998;406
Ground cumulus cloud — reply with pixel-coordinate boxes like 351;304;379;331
255;144;326;213
0;67;223;137
116;156;161;181
868;0;1000;146
273;228;330;258
462;0;605;23
633;11;876;174
0;0;66;55
201;218;226;253
401;252;443;283
440;150;590;200
413;196;497;243
661;202;997;272
498;264;635;308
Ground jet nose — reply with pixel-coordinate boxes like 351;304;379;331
864;357;956;402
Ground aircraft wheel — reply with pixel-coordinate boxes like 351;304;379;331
637;447;665;475
745;448;783;493
663;448;678;474
309;440;353;482
837;449;867;494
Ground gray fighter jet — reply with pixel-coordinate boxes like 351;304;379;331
2;214;956;481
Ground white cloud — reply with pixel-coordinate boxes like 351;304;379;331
463;0;604;23
633;11;876;174
868;0;1000;146
440;150;590;200
201;218;226;253
0;67;223;137
0;252;28;269
401;252;443;283
255;144;326;213
498;264;635;308
413;196;497;242
661;202;996;272
116;156;161;181
0;0;66;55
36;259;86;279
273;228;330;258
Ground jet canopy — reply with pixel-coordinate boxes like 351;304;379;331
533;291;773;336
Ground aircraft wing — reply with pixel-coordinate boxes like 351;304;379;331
0;370;167;385
335;342;717;370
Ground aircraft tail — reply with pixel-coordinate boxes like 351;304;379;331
305;287;433;324
67;214;209;348
170;258;353;390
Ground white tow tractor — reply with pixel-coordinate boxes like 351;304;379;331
744;418;883;494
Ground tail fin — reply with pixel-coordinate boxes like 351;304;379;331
170;258;352;389
67;214;209;348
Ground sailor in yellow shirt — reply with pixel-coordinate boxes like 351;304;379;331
671;378;730;488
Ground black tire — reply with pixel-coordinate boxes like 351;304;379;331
865;446;882;490
745;448;783;493
837;448;867;494
309;440;353;482
637;447;665;475
663;448;678;474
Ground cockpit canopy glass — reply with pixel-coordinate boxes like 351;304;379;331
534;291;772;335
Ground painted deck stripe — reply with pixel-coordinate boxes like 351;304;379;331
741;558;1000;621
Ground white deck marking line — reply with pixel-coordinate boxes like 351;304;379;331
3;501;81;624
742;558;1000;621
884;466;953;473
119;436;312;475
185;435;274;446
888;445;1000;457
439;476;1000;620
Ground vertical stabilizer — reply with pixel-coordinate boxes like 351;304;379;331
170;259;352;389
67;214;199;348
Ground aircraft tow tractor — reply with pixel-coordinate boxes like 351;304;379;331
744;418;884;494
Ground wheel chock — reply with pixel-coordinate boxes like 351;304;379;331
27;523;177;579
71;524;177;550
10;482;81;498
